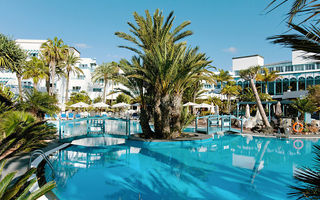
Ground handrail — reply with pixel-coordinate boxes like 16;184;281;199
29;150;55;179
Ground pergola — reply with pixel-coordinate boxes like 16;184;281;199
236;100;293;121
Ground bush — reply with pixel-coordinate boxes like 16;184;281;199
116;93;131;104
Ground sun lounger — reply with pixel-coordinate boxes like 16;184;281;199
68;113;74;120
60;113;67;120
75;114;81;119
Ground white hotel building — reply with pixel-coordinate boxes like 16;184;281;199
201;50;320;100
0;39;121;104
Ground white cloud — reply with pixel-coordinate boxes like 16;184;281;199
106;54;121;58
223;46;237;53
74;43;91;49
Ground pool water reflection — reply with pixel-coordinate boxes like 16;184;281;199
45;135;319;200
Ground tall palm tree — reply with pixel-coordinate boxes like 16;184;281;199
61;50;82;103
23;57;48;90
266;0;320;24
40;37;68;95
212;69;233;89
268;23;320;61
0;34;27;99
92;62;119;102
239;66;271;128
115;9;212;138
220;81;240;114
256;67;280;94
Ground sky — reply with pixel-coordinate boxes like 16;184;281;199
0;0;292;71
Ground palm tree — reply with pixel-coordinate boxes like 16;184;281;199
220;81;240;114
291;97;319;121
92;62;119;102
23;57;48;90
212;69;233;89
0;160;55;200
268;23;320;61
266;0;320;24
0;111;56;159
115;9;212;138
256;67;280;94
61;50;82;103
239;66;272;128
289;144;320;199
41;37;68;95
0;34;27;99
20;90;60;120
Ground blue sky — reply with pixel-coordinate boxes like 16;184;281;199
0;0;291;70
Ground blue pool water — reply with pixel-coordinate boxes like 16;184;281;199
45;134;319;200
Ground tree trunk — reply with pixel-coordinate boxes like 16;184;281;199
65;72;70;103
227;95;231;114
46;78;50;93
103;81;107;103
170;93;182;138
16;73;23;100
250;79;271;128
265;81;268;94
153;90;163;138
49;61;55;95
160;93;171;139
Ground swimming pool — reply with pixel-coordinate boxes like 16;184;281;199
44;134;319;200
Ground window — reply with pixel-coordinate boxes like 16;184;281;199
285;65;293;72
93;88;102;92
234;71;240;76
29;53;38;57
268;67;274;72
77;75;85;80
276;66;283;72
305;64;315;70
79;64;88;68
90;63;96;68
72;86;81;92
295;65;304;71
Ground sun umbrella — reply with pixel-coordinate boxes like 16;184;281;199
255;109;262;121
194;103;212;108
112;102;130;108
69;102;89;108
275;101;282;116
183;102;198;107
245;104;250;118
210;103;215;114
93;102;110;108
215;105;219;115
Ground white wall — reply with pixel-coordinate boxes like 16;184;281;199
292;50;317;65
232;55;264;72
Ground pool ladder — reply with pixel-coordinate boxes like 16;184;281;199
28;149;55;179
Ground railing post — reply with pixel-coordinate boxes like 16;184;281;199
221;115;224;131
207;117;209;134
229;115;232;131
241;118;243;133
195;116;198;132
59;119;61;141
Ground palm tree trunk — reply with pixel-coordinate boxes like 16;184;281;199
49;61;55;95
170;93;182;138
250;79;271;128
16;73;23;100
160;93;171;138
227;95;231;114
153;91;163;138
65;72;70;103
103;81;107;103
265;81;268;94
139;93;153;137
